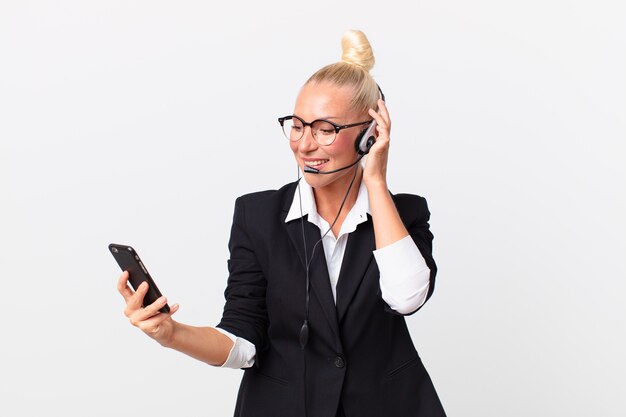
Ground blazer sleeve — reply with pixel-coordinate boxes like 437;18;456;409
382;194;438;316
216;196;269;351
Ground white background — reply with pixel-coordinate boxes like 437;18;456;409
1;1;625;416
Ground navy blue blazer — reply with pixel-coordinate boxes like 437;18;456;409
217;181;445;417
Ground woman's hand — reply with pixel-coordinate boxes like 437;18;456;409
117;271;180;347
362;98;392;189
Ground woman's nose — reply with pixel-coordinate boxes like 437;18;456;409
298;126;318;152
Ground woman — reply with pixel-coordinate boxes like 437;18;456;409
117;30;446;417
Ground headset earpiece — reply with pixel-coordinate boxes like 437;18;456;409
354;128;366;153
354;85;385;156
355;120;377;155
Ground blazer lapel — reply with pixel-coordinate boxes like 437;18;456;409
282;187;341;343
335;216;376;323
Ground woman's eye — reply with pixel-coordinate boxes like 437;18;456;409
319;129;334;135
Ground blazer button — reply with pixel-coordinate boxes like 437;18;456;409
334;355;345;368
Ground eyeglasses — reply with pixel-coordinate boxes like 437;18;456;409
278;115;372;146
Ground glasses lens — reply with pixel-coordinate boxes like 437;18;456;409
281;117;304;141
311;120;336;145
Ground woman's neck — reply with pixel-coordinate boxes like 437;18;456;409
312;166;362;232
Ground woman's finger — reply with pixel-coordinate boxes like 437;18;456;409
136;304;180;331
129;295;169;323
167;303;180;316
368;111;390;148
125;281;149;314
377;98;391;127
368;108;390;137
117;271;134;302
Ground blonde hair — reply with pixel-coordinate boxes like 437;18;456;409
306;30;380;115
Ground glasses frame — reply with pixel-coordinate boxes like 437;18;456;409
278;115;372;146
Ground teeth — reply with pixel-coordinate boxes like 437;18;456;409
307;160;329;166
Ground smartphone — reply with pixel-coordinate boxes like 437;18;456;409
109;243;170;314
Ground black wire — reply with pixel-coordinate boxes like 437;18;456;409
297;161;360;335
296;170;310;350
305;164;359;271
295;168;310;417
296;159;360;417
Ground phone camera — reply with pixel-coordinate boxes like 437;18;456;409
111;247;118;253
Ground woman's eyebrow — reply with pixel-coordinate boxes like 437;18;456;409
294;114;342;121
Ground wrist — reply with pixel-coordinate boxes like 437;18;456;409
364;178;388;194
159;318;179;348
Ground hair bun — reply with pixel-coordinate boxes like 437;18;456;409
341;29;375;72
